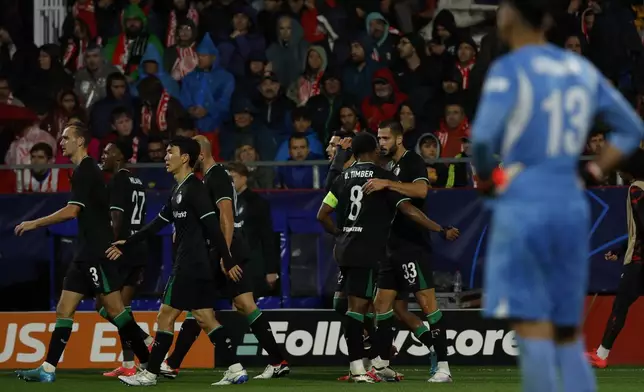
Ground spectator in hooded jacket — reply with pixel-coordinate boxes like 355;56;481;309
20;44;74;110
74;42;121;109
394;32;438;118
60;18;96;74
161;0;200;48
163;18;199;82
217;4;266;78
90;72;140;140
365;12;399;65
266;16;310;87
286;45;328;107
361;68;407;132
130;44;180;98
274;107;323;161
432;9;460;57
219;97;276;161
180;33;235;136
252;71;295;139
455;35;477;91
342;33;382;101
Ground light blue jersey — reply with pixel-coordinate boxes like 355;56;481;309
473;44;644;325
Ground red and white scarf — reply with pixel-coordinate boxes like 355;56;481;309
112;35;133;73
456;59;476;90
63;37;103;70
298;72;324;105
15;169;60;193
166;6;199;47
171;45;198;80
141;90;171;134
130;136;140;163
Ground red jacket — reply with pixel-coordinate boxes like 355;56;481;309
360;68;408;132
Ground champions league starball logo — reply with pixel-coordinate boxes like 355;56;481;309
176;193;183;204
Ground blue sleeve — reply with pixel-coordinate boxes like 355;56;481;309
471;59;517;180
164;76;181;98
179;75;194;109
274;141;289;161
595;74;644;155
210;73;235;126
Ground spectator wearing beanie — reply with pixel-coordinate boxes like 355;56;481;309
74;42;121;109
432;9;459;56
162;0;200;48
394;33;438;118
455;35;477;91
180;33;234;147
20;44;73;110
266;16;310;87
217;4;266;78
361;68;407;132
342;33;382;101
252;71;295;137
163;18;199;82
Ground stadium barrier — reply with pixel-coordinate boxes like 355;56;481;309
2;296;644;369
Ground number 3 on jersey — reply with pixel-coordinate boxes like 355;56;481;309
347;185;363;221
542;86;590;157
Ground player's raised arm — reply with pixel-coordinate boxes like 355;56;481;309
587;75;644;179
471;60;518;184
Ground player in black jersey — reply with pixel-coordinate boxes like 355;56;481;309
159;136;288;380
99;141;155;377
106;137;248;386
363;120;459;382
317;132;455;383
14;121;150;383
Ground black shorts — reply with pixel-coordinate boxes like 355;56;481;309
213;263;253;299
378;247;434;293
616;262;644;298
63;260;123;296
337;266;375;299
122;265;146;287
162;275;217;311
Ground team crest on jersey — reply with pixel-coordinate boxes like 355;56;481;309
176;193;183;204
393;166;401;176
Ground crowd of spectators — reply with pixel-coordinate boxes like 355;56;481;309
1;0;644;193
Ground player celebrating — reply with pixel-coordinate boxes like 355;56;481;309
106;137;248;387
159;136;289;380
317;132;458;383
364;120;459;383
14;121;150;382
586;150;644;368
99;141;155;377
472;1;644;391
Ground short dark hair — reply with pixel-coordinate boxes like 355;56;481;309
351;132;378;156
227;162;249;177
66;119;92;147
30;142;53;159
289;133;309;147
333;130;355;139
503;0;552;30
168;136;200;168
378;119;404;136
112;140;134;162
110;106;132;124
148;135;164;145
291;107;311;122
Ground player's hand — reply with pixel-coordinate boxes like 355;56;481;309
604;251;618;261
338;137;352;151
443;227;460;241
363;178;389;194
227;265;243;282
266;273;279;289
105;246;123;260
14;220;38;236
111;240;127;246
220;260;227;274
427;167;437;183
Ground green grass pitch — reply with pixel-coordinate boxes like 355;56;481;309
2;367;644;391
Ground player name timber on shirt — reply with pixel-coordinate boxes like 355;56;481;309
344;169;375;179
67;156;113;262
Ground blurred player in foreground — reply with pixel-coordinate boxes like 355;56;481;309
472;1;644;391
586;150;644;368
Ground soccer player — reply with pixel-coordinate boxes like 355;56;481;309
317;132;458;383
14;121;150;382
364;119;459;383
99;141;155;377
586;150;644;368
106;137;248;386
158;136;289;380
471;1;644;391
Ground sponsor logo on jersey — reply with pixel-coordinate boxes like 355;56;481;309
173;211;187;219
176;193;183;204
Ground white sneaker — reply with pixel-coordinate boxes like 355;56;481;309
253;362;290;379
351;373;376;383
373;366;402;382
159;361;179;379
427;370;452;383
212;364;249;385
118;369;157;386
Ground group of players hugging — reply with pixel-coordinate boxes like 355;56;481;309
11;115;459;386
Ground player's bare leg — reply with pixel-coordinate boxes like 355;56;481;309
102;285;154;377
190;308;249;385
414;288;451;382
232;292;289;379
346;296;374;383
16;290;84;382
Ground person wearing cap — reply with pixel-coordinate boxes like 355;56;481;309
219;96;276;162
254;71;296;133
180;33;234;140
74;42;121;109
342;33;382;101
361;68;408;132
455;35;478;90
